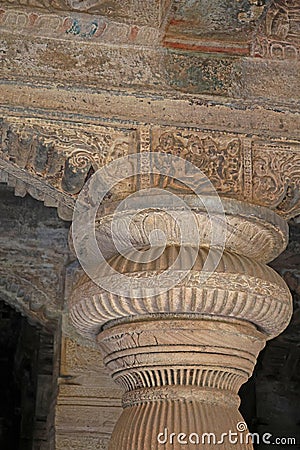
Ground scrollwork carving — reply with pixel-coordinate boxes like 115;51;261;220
252;140;300;217
0;117;135;199
1;119;300;218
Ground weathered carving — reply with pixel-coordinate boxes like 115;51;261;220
54;336;122;450
1;118;133;191
153;130;244;196
69;194;292;449
164;0;268;57
1;119;300;219
94;196;288;263
56;436;109;450
0;8;161;46
0;183;70;328
0;117;136;217
98;318;264;450
61;335;104;372
252;0;300;59
252;140;300;217
152;129;300;218
0;0;171;28
0;270;59;328
70;248;292;339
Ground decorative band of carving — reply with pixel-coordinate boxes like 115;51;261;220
115;367;246;395
70;248;292;338
122;386;240;408
97;318;265;397
94;196;288;263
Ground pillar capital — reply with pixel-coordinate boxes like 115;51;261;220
69;177;293;448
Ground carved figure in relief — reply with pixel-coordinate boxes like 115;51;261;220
154;131;243;195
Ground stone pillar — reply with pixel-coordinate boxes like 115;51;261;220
69;195;292;449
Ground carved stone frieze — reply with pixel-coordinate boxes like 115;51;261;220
1;117;135;192
152;129;244;196
150;128;300;218
1;118;300;219
0;116;137;218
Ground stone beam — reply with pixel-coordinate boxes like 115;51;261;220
0;116;300;220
